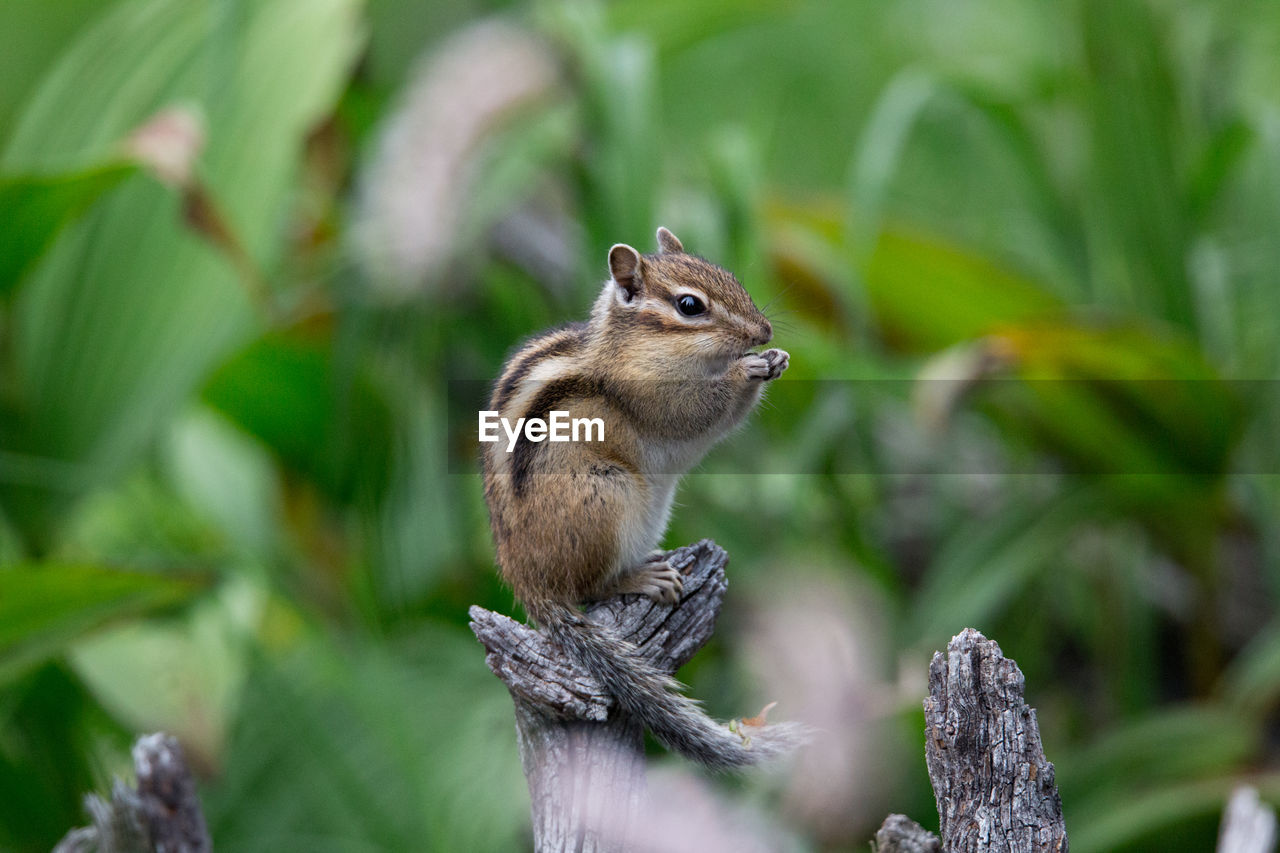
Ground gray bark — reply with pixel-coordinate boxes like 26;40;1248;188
876;628;1068;853
875;814;941;852
469;539;729;853
53;733;211;853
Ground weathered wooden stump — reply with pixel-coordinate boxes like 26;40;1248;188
54;732;211;853
877;628;1068;853
469;539;730;853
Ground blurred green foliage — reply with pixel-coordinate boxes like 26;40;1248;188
2;0;1280;850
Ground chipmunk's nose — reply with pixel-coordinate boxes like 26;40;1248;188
754;320;773;346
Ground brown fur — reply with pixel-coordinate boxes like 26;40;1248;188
481;228;802;769
483;228;777;604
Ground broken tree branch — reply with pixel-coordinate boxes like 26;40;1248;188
54;732;211;853
469;539;730;853
876;628;1068;853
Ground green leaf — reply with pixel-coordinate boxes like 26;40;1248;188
604;0;789;56
545;3;659;266
203;333;336;481
941;82;1089;294
69;576;256;765
1187;118;1254;223
0;0;110;145
0;663;133;851
906;488;1096;648
865;228;1063;352
1065;773;1280;853
847;69;940;254
0;563;208;683
202;327;393;504
1222;618;1280;716
0;163;136;296
976;322;1242;485
0;0;364;550
203;626;526;852
1078;0;1195;331
1058;705;1259;799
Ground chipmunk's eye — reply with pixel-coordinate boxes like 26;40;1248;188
676;294;706;316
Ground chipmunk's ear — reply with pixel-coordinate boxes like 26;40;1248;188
608;243;643;302
656;226;683;254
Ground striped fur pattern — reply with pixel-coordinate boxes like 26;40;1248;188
483;227;800;768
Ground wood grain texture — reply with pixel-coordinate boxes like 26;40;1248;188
924;629;1067;852
876;628;1068;853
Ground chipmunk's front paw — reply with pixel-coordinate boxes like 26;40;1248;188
610;560;684;604
635;561;683;605
744;348;789;381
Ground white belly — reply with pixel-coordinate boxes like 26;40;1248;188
615;475;678;569
614;437;713;569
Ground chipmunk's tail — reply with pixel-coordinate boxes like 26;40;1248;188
529;600;808;770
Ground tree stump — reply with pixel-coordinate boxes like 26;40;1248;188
469;539;730;853
877;628;1068;853
54;732;211;853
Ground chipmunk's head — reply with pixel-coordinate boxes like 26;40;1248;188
594;227;772;370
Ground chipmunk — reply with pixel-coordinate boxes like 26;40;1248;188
482;226;803;769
